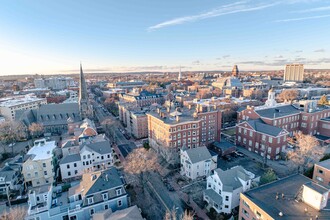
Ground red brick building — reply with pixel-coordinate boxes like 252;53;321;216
147;104;222;164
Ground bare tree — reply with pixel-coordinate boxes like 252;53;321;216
123;148;159;185
277;90;298;103
0;121;27;154
287;132;324;172
318;94;329;106
101;119;116;142
2;206;27;220
29;123;44;139
164;208;194;220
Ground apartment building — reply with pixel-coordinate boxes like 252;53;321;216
313;159;330;187
239;174;330;220
119;90;164;107
180;146;217;180
147;104;222;164
60;138;113;181
284;64;304;82
25;167;128;220
0;94;47;120
22;139;57;187
204;166;256;214
236;119;289;160
34;77;75;90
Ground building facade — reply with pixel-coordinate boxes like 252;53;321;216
22;139;57;187
284;64;304;82
147;104;222;164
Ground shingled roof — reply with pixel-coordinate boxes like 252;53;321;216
245;119;286;137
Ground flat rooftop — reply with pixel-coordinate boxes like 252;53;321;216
147;107;201;125
27;140;57;161
244;174;330;219
0;95;45;107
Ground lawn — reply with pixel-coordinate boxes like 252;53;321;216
223;128;236;136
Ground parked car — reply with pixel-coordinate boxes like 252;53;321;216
235;151;244;157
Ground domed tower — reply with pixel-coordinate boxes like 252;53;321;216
232;65;239;78
265;87;277;107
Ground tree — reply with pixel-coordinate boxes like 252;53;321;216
29;123;44;139
260;169;277;185
2;206;27;220
287;132;324;172
164;208;194;220
104;96;119;116
318;94;329;106
101;119;116;142
277;89;298;103
123;148;159;186
0;121;27;154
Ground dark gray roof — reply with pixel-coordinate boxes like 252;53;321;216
0;166;17;181
212;140;235;151
245;119;285;137
83;140;112;155
256;105;300;119
204;189;223;206
215;166;252;192
86;167;124;195
183;147;212;164
60;154;81;165
38;103;79;115
316;158;330;170
243;174;330;219
37;103;80;126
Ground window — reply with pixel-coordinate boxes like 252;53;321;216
104;204;109;210
225;196;229;201
67;164;70;169
44;171;47;175
88;154;91;159
243;209;250;217
102;193;108;200
90;208;94;215
238;127;242;133
269;137;273;143
225;205;229;208
75;170;78;174
87;197;94;204
117;199;122;207
318;169;324;174
68;171;71;176
35;172;38;177
83;155;86;160
116;188;122;196
316;176;324;182
74;163;77;167
249;131;253;137
42;163;46;168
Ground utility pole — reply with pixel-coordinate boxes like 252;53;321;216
6;185;11;208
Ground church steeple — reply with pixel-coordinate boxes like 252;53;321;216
79;63;92;119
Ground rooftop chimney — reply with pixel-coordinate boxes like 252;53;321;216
176;115;180;122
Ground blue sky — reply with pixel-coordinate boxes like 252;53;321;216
0;0;330;75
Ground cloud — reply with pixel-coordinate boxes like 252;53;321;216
274;55;283;58
294;6;330;13
148;1;278;31
295;50;303;53
314;49;326;52
192;60;201;65
239;57;330;67
275;14;330;22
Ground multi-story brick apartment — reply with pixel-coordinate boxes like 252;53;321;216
313;159;330;187
119;90;164;107
239;174;330;220
147;103;222;164
118;102;149;139
238;90;330;136
236;119;289;160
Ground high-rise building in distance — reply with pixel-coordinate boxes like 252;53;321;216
232;65;239;78
284;64;304;82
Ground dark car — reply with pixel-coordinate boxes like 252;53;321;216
222;155;232;161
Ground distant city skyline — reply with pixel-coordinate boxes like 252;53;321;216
0;0;330;75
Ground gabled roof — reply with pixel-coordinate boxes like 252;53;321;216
0;166;16;181
204;189;223;206
59;154;81;165
215;166;254;192
81;140;112;155
83;168;124;196
243;119;286;137
183;146;212;164
256;104;300;119
105;205;144;220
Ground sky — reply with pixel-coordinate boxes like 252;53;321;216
0;0;330;75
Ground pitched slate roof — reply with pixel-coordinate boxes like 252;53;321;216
0;166;16;181
204;189;223;206
256;105;300;119
82;140;112;155
215;166;253;192
59;154;81;165
245;119;285;137
183;146;212;164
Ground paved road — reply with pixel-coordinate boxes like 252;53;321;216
147;172;184;217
